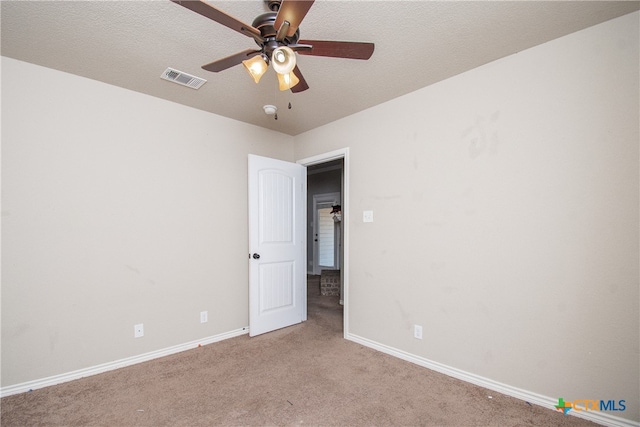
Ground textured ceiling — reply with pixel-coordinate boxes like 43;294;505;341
2;1;639;135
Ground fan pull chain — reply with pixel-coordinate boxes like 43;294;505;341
273;82;278;120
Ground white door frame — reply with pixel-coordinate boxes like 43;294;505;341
297;148;350;338
312;192;341;275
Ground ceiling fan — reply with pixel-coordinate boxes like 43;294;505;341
170;0;375;93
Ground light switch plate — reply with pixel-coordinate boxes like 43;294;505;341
363;210;374;222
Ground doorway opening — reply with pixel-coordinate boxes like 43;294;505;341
298;149;349;337
311;191;341;274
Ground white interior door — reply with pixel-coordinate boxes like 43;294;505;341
248;154;306;337
312;192;340;275
317;206;335;267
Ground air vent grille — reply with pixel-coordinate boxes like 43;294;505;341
161;68;207;89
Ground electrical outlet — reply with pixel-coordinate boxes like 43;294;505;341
414;324;423;340
134;323;144;338
200;311;208;323
363;210;374;223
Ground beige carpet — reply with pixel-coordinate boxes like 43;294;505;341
1;276;596;426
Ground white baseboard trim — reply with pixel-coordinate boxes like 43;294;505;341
346;333;638;427
1;327;249;398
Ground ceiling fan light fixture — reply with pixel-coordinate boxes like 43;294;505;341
242;55;269;83
277;71;300;91
271;46;296;74
173;0;375;94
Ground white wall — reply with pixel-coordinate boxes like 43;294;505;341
1;57;294;387
2;11;638;424
295;12;639;423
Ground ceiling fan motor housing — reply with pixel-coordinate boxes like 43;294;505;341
252;12;300;56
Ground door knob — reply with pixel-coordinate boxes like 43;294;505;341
252;253;260;260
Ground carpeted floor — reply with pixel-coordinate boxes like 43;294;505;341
1;276;597;426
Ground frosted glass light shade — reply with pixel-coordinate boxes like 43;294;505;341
277;71;300;91
242;55;269;84
271;46;296;74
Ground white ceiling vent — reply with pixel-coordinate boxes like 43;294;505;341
161;68;207;89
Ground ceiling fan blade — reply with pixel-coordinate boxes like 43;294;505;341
290;66;309;93
274;0;314;38
171;0;262;41
297;40;374;60
202;49;261;72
